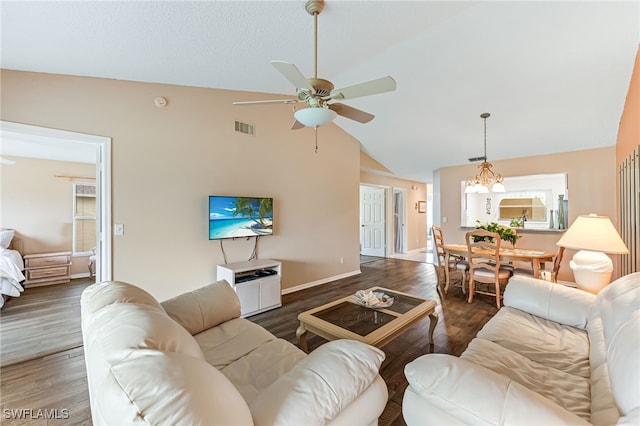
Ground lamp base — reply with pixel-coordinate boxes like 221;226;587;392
569;250;613;294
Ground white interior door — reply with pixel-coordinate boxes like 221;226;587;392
360;186;386;257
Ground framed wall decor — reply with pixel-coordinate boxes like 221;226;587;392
417;201;426;213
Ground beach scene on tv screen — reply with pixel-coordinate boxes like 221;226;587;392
209;196;273;239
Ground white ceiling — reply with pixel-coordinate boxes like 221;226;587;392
1;1;638;182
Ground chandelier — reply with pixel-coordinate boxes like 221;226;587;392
464;113;505;193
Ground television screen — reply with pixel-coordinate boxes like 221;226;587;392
209;196;273;240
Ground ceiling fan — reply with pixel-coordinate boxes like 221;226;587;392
233;0;397;134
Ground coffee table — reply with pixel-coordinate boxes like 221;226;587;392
296;287;438;353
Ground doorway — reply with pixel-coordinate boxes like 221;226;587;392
0;121;112;282
360;185;386;257
393;188;407;254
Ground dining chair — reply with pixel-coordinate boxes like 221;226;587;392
432;225;469;294
466;229;513;308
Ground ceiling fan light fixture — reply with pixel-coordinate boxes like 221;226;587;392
294;107;337;128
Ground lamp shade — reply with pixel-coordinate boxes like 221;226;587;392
294;107;337;127
556;214;629;254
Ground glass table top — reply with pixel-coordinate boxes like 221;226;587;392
311;289;426;337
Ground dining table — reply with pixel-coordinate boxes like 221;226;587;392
442;243;556;293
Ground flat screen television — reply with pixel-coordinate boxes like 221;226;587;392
209;196;273;240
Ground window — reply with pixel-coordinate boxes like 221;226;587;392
461;173;567;230
73;183;96;256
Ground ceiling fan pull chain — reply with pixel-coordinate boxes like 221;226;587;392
315;126;319;153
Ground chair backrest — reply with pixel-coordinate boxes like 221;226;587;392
465;229;502;273
432;225;446;268
551;246;565;282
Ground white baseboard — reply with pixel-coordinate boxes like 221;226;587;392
71;272;92;279
281;270;361;295
406;247;427;254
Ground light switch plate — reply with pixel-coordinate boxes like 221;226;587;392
114;224;124;236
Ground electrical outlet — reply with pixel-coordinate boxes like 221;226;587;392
340;257;344;264
114;224;124;236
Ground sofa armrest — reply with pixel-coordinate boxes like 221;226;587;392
249;340;387;426
161;280;241;335
503;275;596;329
403;354;591;426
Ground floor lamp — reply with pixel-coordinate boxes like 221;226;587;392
556;214;629;294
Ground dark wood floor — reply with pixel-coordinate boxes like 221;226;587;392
0;259;498;425
1;279;93;367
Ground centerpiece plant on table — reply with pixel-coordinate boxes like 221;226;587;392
474;221;522;246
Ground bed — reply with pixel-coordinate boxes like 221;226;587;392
1;229;25;309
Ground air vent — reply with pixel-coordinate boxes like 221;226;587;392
235;121;255;136
468;156;486;162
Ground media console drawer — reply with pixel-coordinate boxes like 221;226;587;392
23;251;72;287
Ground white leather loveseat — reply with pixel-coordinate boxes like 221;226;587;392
81;280;388;425
403;272;639;425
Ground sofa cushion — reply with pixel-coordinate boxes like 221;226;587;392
476;306;590;378
220;338;306;404
249;340;385;426
110;351;253;425
81;281;164;317
85;303;205;363
461;338;591;420
194;317;277;369
161;280;241;335
404;354;591;426
503;275;595;329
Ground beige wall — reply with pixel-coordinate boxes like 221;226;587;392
360;170;427;252
1;70;361;301
435;147;618;281
0;156;95;276
360;151;392;174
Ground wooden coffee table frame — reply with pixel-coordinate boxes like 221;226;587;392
296;286;438;353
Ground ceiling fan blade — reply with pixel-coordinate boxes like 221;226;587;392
328;103;375;123
271;60;314;91
291;120;305;130
327;76;397;100
233;99;300;106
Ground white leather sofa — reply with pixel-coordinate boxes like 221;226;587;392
403;272;639;425
81;280;388;425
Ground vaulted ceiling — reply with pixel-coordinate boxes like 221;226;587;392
2;1;638;182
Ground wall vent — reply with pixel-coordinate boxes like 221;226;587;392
235;121;255;136
468;155;486;162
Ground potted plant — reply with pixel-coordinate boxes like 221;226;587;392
474;221;521;246
509;217;524;228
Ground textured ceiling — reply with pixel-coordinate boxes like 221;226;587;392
1;1;639;182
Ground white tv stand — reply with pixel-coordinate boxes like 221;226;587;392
216;259;282;317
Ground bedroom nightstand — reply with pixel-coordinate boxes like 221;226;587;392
23;251;72;287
